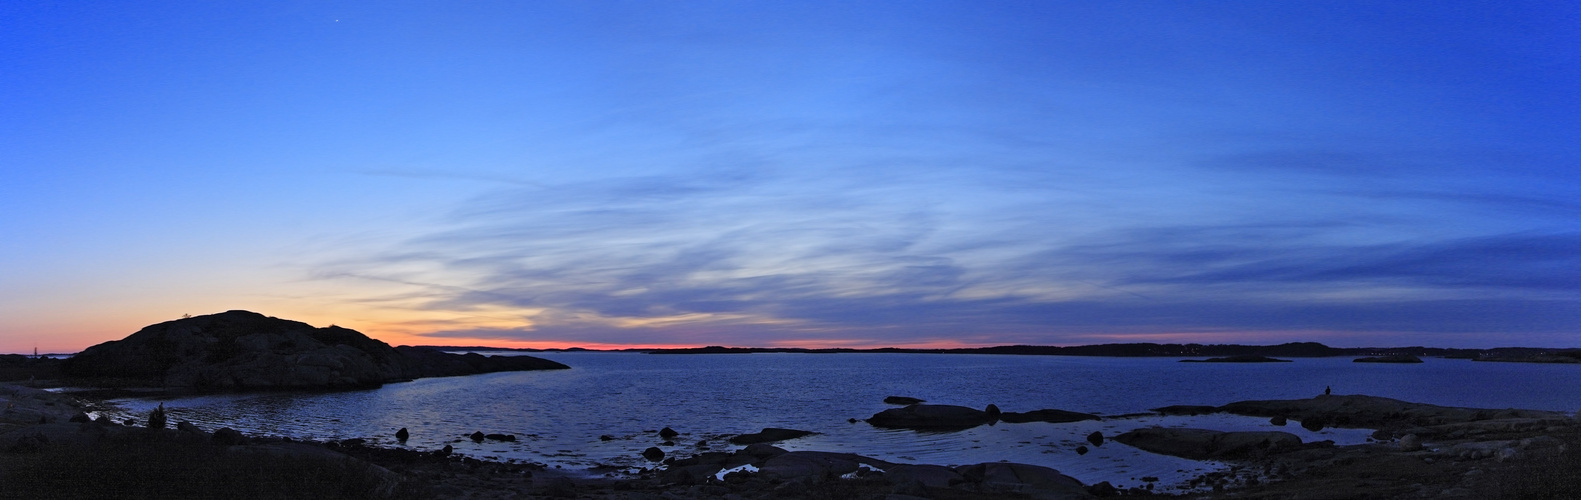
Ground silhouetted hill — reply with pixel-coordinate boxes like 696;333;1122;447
61;310;567;391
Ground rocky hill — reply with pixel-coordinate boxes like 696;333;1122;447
60;310;567;391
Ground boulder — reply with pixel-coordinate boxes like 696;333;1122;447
1398;433;1422;452
395;427;408;442
659;427;679;439
739;443;789;459
999;409;1101;424
867;404;994;430
728;428;815;445
1113;428;1301;459
642;447;665;461
884;396;926;405
1086;431;1104;446
60;310;568;392
212;427;247;446
470;431;485;443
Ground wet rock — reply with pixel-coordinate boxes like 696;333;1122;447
728;428;815;445
1151;405;1218;415
642;447;665;461
212;427;247;446
434;444;452;457
759;451;894;480
999;408;1101;424
1075;445;1089;455
469;431;485;443
985;404;1002;419
395;427;408;442
484;433;515;442
659;427;679;439
1113;428;1301;459
884;396;926;405
1270;416;1287;426
867;404;993;430
1087;431;1104;446
598;434;613;441
68;412;89;423
176;421;204;434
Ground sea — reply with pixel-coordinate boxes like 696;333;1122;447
89;353;1581;492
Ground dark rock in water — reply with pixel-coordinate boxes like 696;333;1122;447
470;431;485;443
212;427;247;446
1270;416;1287;426
1075;446;1089;455
1301;416;1327;431
68;413;89;423
395;427;409;442
847;418;858;423
1180;355;1292;363
93;415;113;425
867;404;993;430
641;446;665;461
598;434;613;441
147;403;167;430
435;444;452;457
884;396;925;405
728;428;815;445
660;440;674;446
695;440;708;448
1087;431;1104;446
1354;355;1424;363
485;433;515;442
985;404;1002;418
999;408;1101;424
1113;428;1301;459
124;419;137;426
59;310;568;392
658;427;678;439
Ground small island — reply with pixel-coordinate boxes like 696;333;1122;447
1180;355;1292;363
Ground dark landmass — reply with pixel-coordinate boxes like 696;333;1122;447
54;310;567;393
550;342;1581;362
1180;355;1292;363
1353;354;1425;363
6;385;1581;499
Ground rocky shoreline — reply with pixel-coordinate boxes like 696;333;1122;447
5;383;1580;499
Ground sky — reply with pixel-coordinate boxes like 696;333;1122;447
2;1;1578;353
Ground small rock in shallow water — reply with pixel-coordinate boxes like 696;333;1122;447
1076;446;1089;455
659;427;679;439
470;431;486;443
1087;431;1104;446
395;427;409;442
1270;416;1287;426
599;434;614;441
642;447;665;461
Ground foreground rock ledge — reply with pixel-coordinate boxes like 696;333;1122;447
60;310;568;392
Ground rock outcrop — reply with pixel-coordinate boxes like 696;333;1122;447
998;408;1101;424
727;428;815;445
866;404;994;430
1113;428;1302;459
60;310;567;392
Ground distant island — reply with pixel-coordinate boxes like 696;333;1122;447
421;342;1581;363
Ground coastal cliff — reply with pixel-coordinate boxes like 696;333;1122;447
60;310;567;391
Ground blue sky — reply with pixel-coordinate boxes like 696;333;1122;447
2;1;1577;351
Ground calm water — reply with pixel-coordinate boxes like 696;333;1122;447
99;353;1581;491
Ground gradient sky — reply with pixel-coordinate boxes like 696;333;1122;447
3;1;1578;353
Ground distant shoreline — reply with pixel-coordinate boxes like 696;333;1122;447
419;342;1581;364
